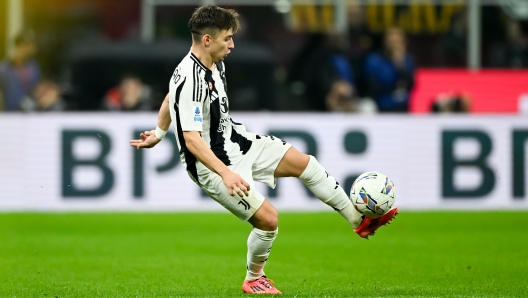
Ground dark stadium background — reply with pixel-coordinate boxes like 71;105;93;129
2;0;527;112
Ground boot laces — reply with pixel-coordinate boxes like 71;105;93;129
258;277;275;289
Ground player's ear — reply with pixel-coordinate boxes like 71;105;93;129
203;34;211;47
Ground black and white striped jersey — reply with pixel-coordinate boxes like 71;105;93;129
168;51;254;180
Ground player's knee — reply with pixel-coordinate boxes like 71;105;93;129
251;208;278;231
265;213;279;231
260;219;277;231
260;208;278;231
249;200;279;231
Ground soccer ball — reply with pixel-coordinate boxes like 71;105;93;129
350;171;396;217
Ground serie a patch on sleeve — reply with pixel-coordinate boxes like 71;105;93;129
193;106;203;123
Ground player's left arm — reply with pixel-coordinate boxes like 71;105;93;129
130;93;170;149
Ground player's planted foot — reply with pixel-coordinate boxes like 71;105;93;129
354;207;398;239
242;276;282;295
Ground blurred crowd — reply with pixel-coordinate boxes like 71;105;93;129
0;3;526;114
0;32;155;113
288;26;415;113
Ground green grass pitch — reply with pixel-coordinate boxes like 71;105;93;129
1;211;527;297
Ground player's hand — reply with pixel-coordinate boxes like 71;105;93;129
130;130;162;149
221;170;250;197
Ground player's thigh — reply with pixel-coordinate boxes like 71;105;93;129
274;146;310;178
197;170;265;222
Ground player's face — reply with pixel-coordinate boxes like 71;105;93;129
209;29;234;62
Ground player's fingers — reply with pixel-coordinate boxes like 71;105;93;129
137;141;151;149
232;186;243;197
242;181;251;192
239;184;249;197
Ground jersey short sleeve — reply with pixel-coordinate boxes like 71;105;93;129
170;64;208;132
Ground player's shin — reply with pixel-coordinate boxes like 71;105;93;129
298;156;363;228
246;227;278;281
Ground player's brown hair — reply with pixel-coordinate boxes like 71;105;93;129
188;5;240;42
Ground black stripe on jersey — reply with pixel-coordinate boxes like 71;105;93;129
230;118;242;125
173;77;199;181
206;71;231;166
215;62;228;93
201;76;206;103
192;64;197;102
230;126;252;155
198;69;203;103
191;59;206;103
190;53;207;71
215;61;223;72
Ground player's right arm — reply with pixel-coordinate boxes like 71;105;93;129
183;131;250;197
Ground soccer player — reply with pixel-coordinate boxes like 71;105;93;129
130;5;398;295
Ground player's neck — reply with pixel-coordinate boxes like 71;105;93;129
191;45;216;71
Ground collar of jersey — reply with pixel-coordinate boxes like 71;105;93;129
190;52;212;73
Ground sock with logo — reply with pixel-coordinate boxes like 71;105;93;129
246;227;278;281
298;155;363;228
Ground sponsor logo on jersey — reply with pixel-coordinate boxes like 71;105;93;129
217;117;229;133
193;106;203;123
210;90;219;102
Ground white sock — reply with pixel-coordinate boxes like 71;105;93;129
338;202;364;228
299;156;363;228
246;228;278;281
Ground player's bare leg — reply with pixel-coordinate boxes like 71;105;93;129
275;147;396;238
248;200;278;231
274;147;362;227
242;200;282;294
273;147;310;178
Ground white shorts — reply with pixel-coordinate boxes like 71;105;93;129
190;135;291;221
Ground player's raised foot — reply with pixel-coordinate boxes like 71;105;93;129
354;207;399;240
242;276;282;295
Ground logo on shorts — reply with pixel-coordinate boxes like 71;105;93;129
193;106;202;123
238;199;251;210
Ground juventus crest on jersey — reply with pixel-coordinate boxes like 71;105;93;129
168;51;254;180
